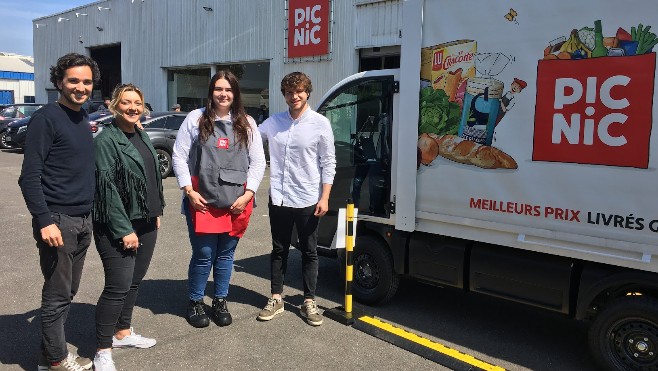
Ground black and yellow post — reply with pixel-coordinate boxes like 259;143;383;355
325;199;358;325
344;199;355;315
325;201;507;369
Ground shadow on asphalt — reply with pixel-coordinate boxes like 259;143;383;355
0;303;96;370
229;251;599;370
0;148;23;155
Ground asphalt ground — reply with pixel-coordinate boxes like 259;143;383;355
0;148;600;371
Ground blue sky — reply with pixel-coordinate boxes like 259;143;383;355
2;0;92;57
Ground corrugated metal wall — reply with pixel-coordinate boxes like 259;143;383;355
33;0;401;111
355;0;402;48
0;80;35;103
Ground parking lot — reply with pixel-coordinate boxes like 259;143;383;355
0;148;599;371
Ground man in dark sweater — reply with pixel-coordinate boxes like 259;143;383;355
19;53;100;371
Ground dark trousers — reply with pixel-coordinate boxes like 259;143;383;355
268;201;319;299
93;219;158;349
34;213;92;363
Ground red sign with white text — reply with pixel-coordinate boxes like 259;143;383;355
287;0;329;58
533;53;656;168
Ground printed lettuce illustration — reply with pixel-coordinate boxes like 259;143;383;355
418;87;462;135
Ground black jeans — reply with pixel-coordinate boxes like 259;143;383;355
93;218;158;349
34;212;92;363
268;201;319;299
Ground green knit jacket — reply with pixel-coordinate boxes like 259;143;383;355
92;122;165;239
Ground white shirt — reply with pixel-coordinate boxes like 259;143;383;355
259;106;336;208
172;108;266;197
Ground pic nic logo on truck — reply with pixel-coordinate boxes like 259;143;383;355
533;20;656;169
287;0;330;58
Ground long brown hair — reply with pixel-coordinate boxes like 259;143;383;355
198;70;251;148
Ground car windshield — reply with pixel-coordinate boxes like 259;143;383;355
21;106;40;116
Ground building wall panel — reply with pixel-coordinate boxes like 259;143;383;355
33;0;398;111
355;0;402;48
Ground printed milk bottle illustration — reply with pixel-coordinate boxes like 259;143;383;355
458;53;511;145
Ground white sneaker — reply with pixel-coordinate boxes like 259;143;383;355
93;351;116;371
112;327;157;349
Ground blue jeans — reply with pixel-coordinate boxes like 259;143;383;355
184;199;239;301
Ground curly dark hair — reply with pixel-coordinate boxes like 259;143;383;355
280;72;313;96
49;53;101;92
198;70;251;149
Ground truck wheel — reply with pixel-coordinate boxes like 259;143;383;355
156;149;172;178
588;296;658;371
347;235;399;305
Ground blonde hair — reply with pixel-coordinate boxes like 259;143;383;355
109;83;150;117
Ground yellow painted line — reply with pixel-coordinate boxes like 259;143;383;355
358;316;506;371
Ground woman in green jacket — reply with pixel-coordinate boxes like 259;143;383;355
91;83;164;371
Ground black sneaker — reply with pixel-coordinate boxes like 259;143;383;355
212;297;232;326
187;300;210;328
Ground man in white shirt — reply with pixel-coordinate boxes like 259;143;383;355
257;72;336;326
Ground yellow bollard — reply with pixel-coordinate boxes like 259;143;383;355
324;199;358;325
345;199;355;314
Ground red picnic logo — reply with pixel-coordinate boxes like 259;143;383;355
217;137;229;149
533;53;656;168
287;0;329;58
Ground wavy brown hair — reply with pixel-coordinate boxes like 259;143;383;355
198;70;251;148
108;83;150;117
280;71;313;96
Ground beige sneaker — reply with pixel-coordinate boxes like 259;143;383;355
300;300;323;326
257;297;284;321
38;352;92;371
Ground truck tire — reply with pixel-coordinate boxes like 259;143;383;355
156;149;172;178
588;296;658;371
345;235;399;305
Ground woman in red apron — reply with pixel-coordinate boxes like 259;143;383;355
172;71;266;328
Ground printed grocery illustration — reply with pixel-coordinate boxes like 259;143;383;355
533;20;656;168
417;41;521;170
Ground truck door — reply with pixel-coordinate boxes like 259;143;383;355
316;75;396;248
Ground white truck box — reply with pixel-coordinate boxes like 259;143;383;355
315;1;658;370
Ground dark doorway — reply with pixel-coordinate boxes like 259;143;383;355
90;44;121;100
359;46;400;72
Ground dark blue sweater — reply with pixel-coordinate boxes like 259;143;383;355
18;102;95;229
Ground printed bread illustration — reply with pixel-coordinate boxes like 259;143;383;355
418;133;517;169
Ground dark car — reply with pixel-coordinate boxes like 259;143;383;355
89;111;114;137
4;117;32;148
6;112;100;149
82;100;107;113
90;111;186;177
0;104;44;149
141;112;187;178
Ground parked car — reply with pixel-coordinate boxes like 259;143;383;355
90;111;185;177
0;104;44;149
0;103;43;123
6;111;101;149
4;117;31;148
141;112;187;178
89;111;114;137
82;100;107;113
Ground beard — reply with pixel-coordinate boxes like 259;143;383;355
60;91;89;108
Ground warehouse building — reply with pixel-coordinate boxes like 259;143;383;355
0;53;36;105
33;0;402;115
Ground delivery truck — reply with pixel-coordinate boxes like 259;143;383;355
312;1;658;370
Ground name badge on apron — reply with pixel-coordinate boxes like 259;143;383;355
217;137;229;149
